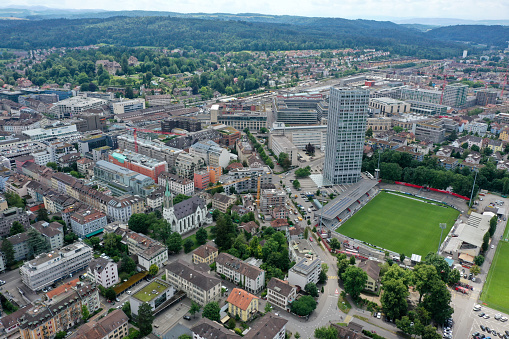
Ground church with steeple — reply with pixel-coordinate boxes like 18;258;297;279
163;182;210;234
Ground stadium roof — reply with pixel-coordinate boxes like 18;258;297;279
317;179;378;221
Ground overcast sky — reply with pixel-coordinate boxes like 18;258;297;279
2;0;507;21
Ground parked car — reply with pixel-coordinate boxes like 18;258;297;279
183;316;191;321
377;312;381;319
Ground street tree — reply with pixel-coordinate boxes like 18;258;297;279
293;179;301;190
424;252;450;283
81;305;89;322
203;302;221;321
474;255;485;266
448;269;461;285
421;325;441;339
381;264;412;287
1;239;15;266
342;266;368;300
183;238;194;253
329;238;341;250
470;264;481;276
195;228;208;245
305;283;318;297
138;302;155;336
380;278;409;320
489;215;497;236
189;301;201;318
149;264;159;276
105;288;116;301
290;295;316;316
422;280;453;324
314;326;337;339
413;264;439;302
336;254;350;275
167;232;183;253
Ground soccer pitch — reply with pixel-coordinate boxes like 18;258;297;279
481;241;509;313
337;191;460;256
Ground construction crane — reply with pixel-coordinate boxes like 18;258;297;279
126;127;184;153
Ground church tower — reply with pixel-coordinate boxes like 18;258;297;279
163;181;175;230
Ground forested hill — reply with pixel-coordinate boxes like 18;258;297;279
0;16;463;59
425;25;509;48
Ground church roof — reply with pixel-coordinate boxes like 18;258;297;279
173;196;206;220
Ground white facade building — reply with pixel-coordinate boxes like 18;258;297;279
215;253;265;293
111;98;145;114
158;172;195;196
23;125;78;141
20;242;93;291
287;257;321;289
87;257;119;288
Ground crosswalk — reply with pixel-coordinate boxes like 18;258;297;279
328;275;339;279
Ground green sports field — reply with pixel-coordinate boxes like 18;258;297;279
337;191;460;256
481;241;509;313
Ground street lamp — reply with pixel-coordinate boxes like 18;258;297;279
437;223;447;254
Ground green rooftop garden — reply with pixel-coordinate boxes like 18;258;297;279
133;280;169;302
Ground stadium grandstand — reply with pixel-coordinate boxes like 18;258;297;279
316;179;379;230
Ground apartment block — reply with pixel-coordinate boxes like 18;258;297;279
0;207;29;238
287;257;321;289
216;253;265;293
260;189;286;213
123;230;168;270
267;277;297;311
70;209;108;238
87;257;119;288
158;172;195;196
192;244;218;265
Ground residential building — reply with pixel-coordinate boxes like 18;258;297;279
19;283;100;339
213;125;241;147
158;172;195;196
220;167;273;195
191;318;241;339
109;150;168;183
194;170;210;190
443;83;468;107
68;309;128;339
87;257;119;288
96;60;121;75
192;244;218;265
407;100;448;116
216;253;265;293
476;89;498;106
161;117;202;133
175;152;206;179
5;173;32;198
163;185;209;235
358;260;381;293
123;230;168;270
106;195;145;223
260;189;286;214
77;157;94;175
0;207;29;238
270;135;298;166
244;313;288;339
465;122;488;136
93;160;155;197
207;166;222;184
70;209;107;238
117;134;183;168
189;140;230;168
165;259;221;306
129;279;175;316
4;232;30;262
20;242;93;291
487;139;504;153
212;193;236;213
287;257;321;289
267;278;297;311
323;87;369;185
227;288;259;322
32;221;64;250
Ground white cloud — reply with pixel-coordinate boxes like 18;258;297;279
1;0;507;20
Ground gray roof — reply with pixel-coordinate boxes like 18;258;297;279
88;257;115;274
191;318;240;339
267;278;295;298
216;253;264;280
290;257;321;276
244;313;288;339
174;196;206;220
166;259;220;291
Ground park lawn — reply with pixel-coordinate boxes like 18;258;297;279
481;241;509;313
337;191;459;256
183;225;214;251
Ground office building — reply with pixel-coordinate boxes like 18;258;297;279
129;279;175;316
368;97;410;116
22;125;78;141
443;83;468;107
270;136;298;166
270;122;327;150
110;98;145;114
407;100;448;116
323;87;369;185
166;259;221;306
20;242;93;291
217;113;267;131
52;97;107;118
414;120;446;143
93;160;155;197
108;150;168;183
189;140;230;168
161;117;202;133
287;257;321;289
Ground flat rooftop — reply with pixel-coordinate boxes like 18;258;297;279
133;280;171;302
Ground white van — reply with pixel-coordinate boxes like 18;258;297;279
222;285;229;292
473;304;481;311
